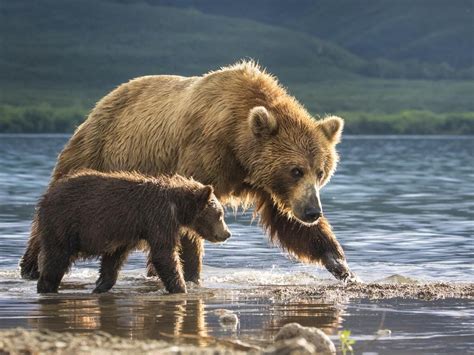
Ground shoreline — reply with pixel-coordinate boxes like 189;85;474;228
266;281;474;301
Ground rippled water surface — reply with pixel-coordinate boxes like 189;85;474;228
0;134;473;354
1;134;472;281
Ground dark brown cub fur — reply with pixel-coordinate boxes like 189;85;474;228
35;170;230;294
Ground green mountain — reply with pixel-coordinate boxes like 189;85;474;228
148;0;474;69
0;0;365;91
0;0;473;133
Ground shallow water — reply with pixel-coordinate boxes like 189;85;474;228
0;134;473;354
1;285;473;354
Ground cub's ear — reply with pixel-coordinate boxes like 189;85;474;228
320;116;344;144
249;106;278;138
196;185;214;208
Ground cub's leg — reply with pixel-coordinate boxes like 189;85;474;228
37;244;72;293
180;231;203;284
149;243;186;294
146;231;204;284
146;253;157;277
94;247;129;294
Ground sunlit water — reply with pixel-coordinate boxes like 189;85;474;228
0;134;473;354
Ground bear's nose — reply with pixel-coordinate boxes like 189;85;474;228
304;207;322;221
218;231;231;241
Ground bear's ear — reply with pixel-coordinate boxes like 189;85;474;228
196;185;213;208
249;106;278;138
320;116;344;144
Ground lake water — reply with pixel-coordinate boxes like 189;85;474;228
0;134;473;354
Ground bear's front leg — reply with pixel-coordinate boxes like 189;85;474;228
149;245;186;293
148;232;204;284
258;196;358;283
94;247;129;294
37;246;71;293
180;231;203;284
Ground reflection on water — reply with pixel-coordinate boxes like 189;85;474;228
0;134;473;354
1;274;345;347
29;295;210;344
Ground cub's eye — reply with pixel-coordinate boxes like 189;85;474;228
291;168;304;179
208;199;217;207
317;171;324;180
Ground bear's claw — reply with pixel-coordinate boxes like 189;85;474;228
323;253;361;284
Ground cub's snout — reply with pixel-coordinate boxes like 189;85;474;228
213;227;231;243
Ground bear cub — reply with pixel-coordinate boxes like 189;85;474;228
35;170;231;294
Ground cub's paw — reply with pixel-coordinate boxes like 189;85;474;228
185;278;202;286
93;280;115;294
165;280;187;294
37;279;59;294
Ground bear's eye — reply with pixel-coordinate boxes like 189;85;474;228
317;171;324;180
291;168;304;179
208;199;216;208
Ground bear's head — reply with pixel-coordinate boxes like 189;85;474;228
190;185;232;243
245;106;343;224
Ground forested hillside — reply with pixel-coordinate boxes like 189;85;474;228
148;0;474;70
0;0;472;133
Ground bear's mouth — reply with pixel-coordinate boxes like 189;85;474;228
290;205;323;225
210;231;231;243
293;214;322;225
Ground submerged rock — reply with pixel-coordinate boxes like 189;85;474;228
378;274;418;284
265;337;316;355
214;308;239;330
274;323;336;355
376;329;392;337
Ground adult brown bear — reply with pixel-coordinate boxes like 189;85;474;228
21;61;357;283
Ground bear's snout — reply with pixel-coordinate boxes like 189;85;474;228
292;186;324;224
303;206;322;223
215;229;231;242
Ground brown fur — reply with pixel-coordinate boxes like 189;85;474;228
21;61;355;283
35;170;230;294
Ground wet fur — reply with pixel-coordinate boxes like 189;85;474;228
21;61;351;283
35;170;224;294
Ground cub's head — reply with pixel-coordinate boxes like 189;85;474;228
189;185;231;243
246;106;343;224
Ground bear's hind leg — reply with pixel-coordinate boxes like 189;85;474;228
180;231;203;284
94;247;129;294
37;247;72;293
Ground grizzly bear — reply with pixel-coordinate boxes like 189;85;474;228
21;60;357;284
35;170;231;294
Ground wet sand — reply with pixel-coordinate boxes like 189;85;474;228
269;280;474;301
0;328;252;354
